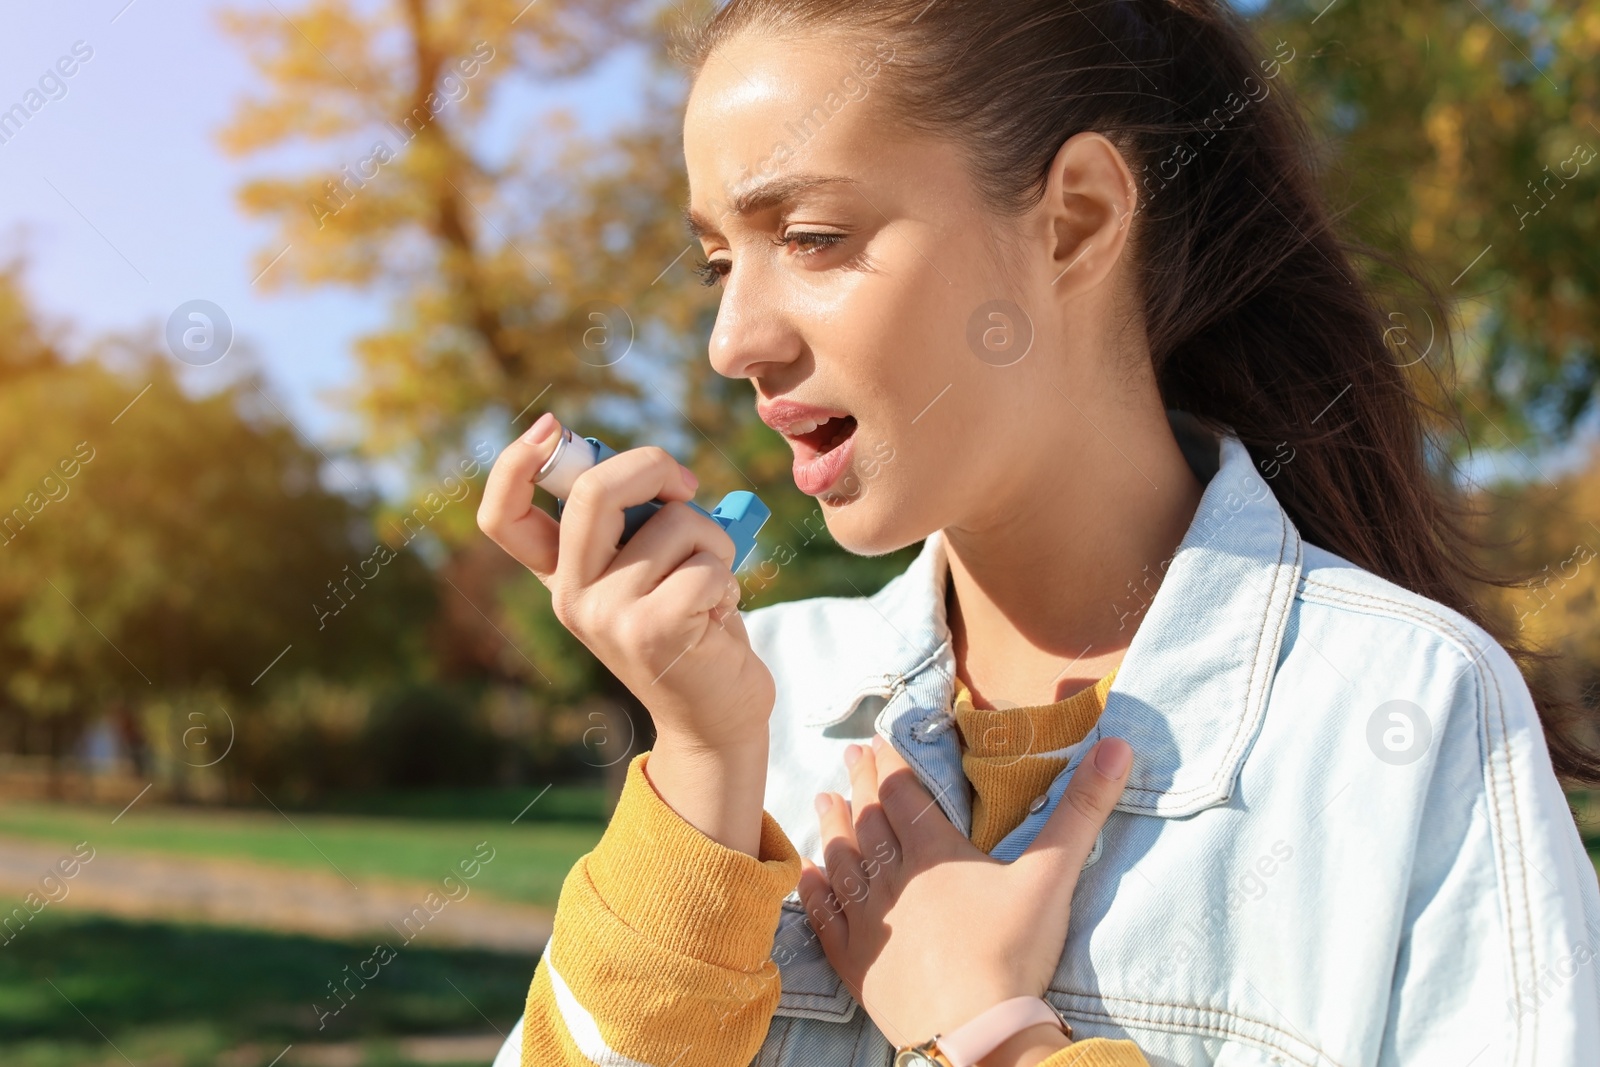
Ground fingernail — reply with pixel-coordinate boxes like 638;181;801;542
680;464;699;491
524;412;556;446
843;744;861;769
1094;738;1131;777
814;793;831;815
870;734;885;752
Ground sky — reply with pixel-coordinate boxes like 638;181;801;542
0;0;652;446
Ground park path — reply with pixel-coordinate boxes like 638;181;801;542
0;833;552;953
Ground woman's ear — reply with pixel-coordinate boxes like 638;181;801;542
1040;131;1139;298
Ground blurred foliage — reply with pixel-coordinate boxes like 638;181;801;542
0;249;634;796
361;682;500;788
1261;0;1599;448
1475;449;1600;707
0;264;436;782
214;0;668;472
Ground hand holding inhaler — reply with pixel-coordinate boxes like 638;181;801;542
477;412;776;854
533;423;770;571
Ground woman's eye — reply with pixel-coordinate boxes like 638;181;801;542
691;258;728;287
779;231;847;258
691;233;847;288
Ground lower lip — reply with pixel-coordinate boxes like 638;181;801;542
790;428;857;496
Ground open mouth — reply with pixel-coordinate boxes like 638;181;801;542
788;415;857;459
784;414;860;497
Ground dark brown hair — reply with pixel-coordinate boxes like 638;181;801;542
673;0;1599;786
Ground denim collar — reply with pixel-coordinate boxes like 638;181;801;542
805;425;1303;825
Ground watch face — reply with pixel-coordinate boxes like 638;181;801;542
892;1052;940;1067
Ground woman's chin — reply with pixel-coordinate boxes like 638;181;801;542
814;497;920;559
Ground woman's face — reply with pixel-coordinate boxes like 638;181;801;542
684;31;1124;556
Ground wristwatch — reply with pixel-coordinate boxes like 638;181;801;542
892;996;1074;1067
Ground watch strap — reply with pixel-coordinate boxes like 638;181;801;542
936;995;1071;1067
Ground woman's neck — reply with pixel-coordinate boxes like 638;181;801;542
944;413;1205;710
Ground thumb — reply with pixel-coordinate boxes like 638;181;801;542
1014;737;1132;886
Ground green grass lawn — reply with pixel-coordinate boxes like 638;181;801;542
0;791;598;1064
0;911;532;1067
0;796;603;908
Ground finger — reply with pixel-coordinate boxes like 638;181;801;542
815;791;871;916
634;554;749;703
844;744;899;881
797;856;848;956
870;734;960;848
707;571;744;630
644;549;739;625
1016;737;1132;887
476;413;567;581
603;498;737;598
559;445;699;589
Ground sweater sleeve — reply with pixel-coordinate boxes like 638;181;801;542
521;750;801;1067
520;750;1153;1067
1037;1038;1151;1065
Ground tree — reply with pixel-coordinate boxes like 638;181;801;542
0;264;434;788
1475;450;1600;711
1259;0;1600;449
215;0;665;469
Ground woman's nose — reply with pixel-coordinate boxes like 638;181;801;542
708;289;803;381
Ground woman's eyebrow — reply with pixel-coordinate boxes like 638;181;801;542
683;173;860;239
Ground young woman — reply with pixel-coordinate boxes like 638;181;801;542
478;1;1600;1064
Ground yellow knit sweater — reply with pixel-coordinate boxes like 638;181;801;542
954;668;1119;852
520;676;1144;1066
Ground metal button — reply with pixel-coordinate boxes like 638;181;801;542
1028;793;1049;814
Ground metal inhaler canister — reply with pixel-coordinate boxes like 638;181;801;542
532;426;770;573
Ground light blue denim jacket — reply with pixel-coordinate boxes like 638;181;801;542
498;425;1600;1067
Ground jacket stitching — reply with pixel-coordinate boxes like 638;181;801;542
1053;993;1338;1067
765;1014;792;1067
1297;579;1527;1022
1117;507;1295;806
846;1007;869;1065
1485;643;1532;1062
1230;510;1296;796
1297;576;1534;1053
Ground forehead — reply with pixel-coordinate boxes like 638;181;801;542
682;30;900;234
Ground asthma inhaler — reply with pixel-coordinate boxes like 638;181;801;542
533;425;771;572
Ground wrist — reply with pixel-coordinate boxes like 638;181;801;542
644;727;770;856
653;722;770;762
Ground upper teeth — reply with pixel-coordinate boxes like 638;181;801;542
782;418;826;436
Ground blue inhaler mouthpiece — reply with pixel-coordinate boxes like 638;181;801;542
533;428;770;572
